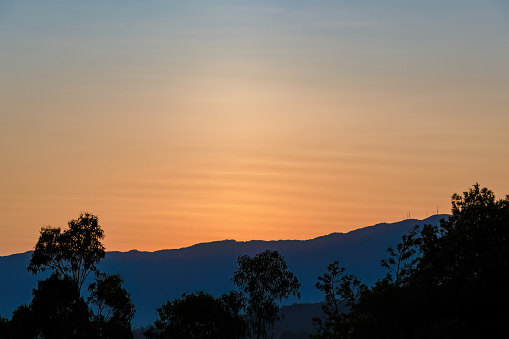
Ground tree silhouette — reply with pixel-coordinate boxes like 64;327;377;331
217;290;248;338
411;183;509;336
11;212;136;338
380;225;421;286
88;273;135;339
312;261;366;339
0;316;8;338
30;273;95;338
232;250;301;339
5;304;37;339
28;212;105;294
144;291;246;339
417;183;509;285
334;183;509;338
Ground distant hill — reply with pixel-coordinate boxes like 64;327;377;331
0;215;447;328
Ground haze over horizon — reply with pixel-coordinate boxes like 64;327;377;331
1;1;508;256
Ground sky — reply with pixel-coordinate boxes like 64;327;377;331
1;0;508;256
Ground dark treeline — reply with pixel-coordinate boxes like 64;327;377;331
311;183;509;338
0;183;507;338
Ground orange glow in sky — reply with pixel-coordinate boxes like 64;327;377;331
1;1;509;256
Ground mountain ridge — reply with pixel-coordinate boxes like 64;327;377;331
0;215;448;327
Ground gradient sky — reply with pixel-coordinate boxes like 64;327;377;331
1;1;508;256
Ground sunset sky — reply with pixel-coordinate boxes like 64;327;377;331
1;1;508;256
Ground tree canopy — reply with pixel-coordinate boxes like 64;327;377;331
313;183;509;338
144;291;246;339
88;273;136;339
30;273;95;338
232;249;301;339
28;212;105;293
312;261;366;339
5;212;135;339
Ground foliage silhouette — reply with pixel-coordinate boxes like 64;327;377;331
28;212;105;294
314;183;509;338
232;249;301;339
5;304;37;339
0;316;8;338
5;213;134;338
217;290;248;338
144;291;246;339
380;224;421;286
311;261;366;339
30;273;96;338
409;183;509;336
88;273;136;338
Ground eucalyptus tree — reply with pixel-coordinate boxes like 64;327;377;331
20;212;135;338
28;212;105;294
232;250;301;339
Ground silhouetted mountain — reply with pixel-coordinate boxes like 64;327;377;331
0;215;446;328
